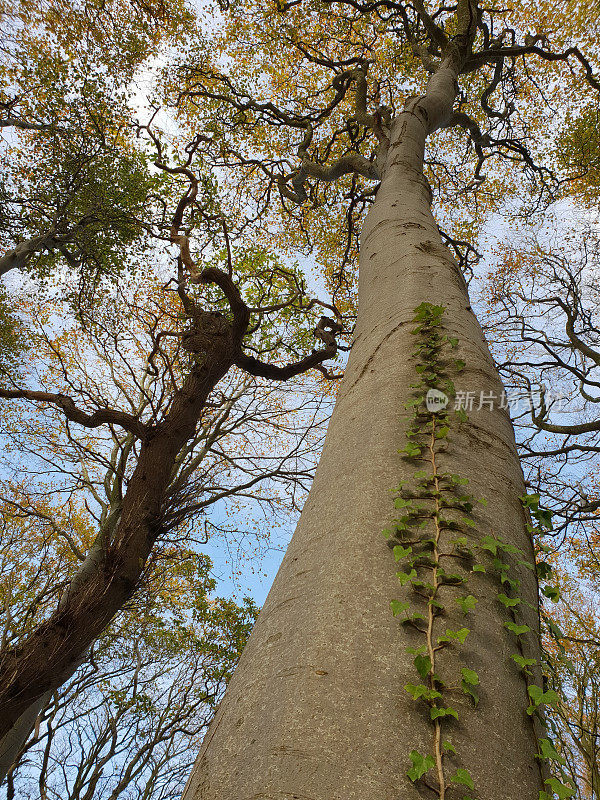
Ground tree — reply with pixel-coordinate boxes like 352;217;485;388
0;196;342;780
0;506;257;800
0;514;257;800
0;0;198;287
482;219;600;531
169;2;600;799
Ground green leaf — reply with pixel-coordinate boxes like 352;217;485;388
536;561;553;580
511;654;537;673
393;545;413;561
520;493;540;510
452;535;468;548
542;585;560;603
545;617;565;641
390;599;410;617
498;541;523;556
527;685;559;713
544;778;575;799
462;680;479;706
407;750;435;782
450;768;475;791
404;683;442;701
480;535;499;555
456;595;478;613
461;667;479;685
439;627;470;644
498;593;521;608
406;645;427;656
394;497;412;509
402;443;422;458
505;621;531;636
397;569;418;586
443;740;456;753
430;706;458;720
472;564;486;573
414;654;432;679
537;738;566;765
537;508;554;530
403;612;427;624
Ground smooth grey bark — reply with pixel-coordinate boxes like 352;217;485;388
184;61;544;800
0;692;50;781
0;232;59;276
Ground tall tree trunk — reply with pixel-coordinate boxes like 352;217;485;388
0;340;236;782
182;65;544;800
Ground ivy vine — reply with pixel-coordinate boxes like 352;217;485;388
384;302;575;800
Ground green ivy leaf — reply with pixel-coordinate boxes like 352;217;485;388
393;545;413;561
480;535;499;555
544;778;575;799
537;738;566;765
461;667;479;685
527;685;559;714
430;706;458;720
394;497;412;509
520;493;540;510
404;683;442;701
545;617;565;641
443;740;456;753
452;536;469;548
414;654;432;679
456;595;478;614
511;654;537;674
438;627;470;644
542;585;560;603
472;564;486;573
497;593;521;608
407;750;435;782
397;569;418;586
390;599;410;617
450;768;475;791
536;561;553;580
504;621;531;636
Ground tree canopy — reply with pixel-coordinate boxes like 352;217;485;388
2;0;600;798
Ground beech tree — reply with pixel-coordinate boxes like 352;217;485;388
0;230;340;779
3;1;600;799
164;2;600;800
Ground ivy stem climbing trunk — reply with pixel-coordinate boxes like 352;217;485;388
182;63;544;800
427;420;446;799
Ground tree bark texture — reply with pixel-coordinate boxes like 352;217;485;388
181;67;544;800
